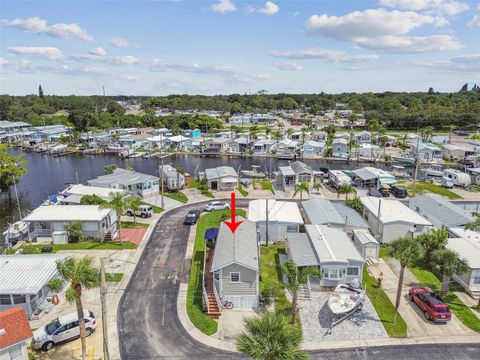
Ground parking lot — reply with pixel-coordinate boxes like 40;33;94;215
298;292;388;342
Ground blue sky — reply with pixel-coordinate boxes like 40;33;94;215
1;0;479;95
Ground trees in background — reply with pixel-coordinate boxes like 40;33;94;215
0;144;26;192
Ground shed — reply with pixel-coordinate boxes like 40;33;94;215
353;229;380;259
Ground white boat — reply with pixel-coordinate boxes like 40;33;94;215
48;144;68;154
328;284;365;315
3;221;28;245
421;164;444;177
240;165;266;178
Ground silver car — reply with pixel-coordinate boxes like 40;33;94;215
32;310;96;351
204;201;230;212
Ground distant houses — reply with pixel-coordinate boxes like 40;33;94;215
332;138;349;158
276;161;314;191
160;164;185;191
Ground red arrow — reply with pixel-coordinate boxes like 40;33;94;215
224;192;243;233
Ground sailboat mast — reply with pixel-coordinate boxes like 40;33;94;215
12;175;22;219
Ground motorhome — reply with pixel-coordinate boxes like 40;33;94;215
442;169;471;187
328;170;352;189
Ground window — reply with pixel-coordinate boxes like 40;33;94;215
12;295;26;304
286;225;298;233
0;295;12;305
347;267;359;276
473;271;480;285
55;325;67;334
8;343;24;360
37;288;43;299
324;269;342;280
230;272;240;283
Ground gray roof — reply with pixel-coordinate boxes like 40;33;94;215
278;166;295;176
0;121;31;128
88;168;158;186
353;229;379;245
287;233;320;266
211;218;259;272
205;166;238;180
352;167;378;181
290;161;313;175
161;164;181;178
0;254;70;295
409;194;473;228
302;199;368;229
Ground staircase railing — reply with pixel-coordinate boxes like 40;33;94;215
213;281;222;313
202;246;210;313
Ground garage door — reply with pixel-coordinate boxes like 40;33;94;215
224;295;258;308
365;246;377;259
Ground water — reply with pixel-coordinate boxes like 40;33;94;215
0;149;392;235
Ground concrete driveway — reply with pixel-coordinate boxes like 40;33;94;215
369;259;478;338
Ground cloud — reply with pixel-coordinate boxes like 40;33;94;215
109;37;138;48
269;48;379;62
274;62;303;70
413;55;480;72
379;0;469;15
71;49;140;65
2;17;93;42
211;0;236;13
89;47;107;56
468;15;480;27
7;46;63;60
253;1;280;15
305;9;460;52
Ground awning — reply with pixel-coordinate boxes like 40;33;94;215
221;177;238;183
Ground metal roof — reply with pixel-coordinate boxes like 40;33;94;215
248;199;303;224
62;184;126;200
302;199;368;229
447;234;480;269
409;194;473;228
353;229;379;246
332;203;369;229
87;168;158;186
290;161;313;175
204;166;238;180
211;218;259;272
361;197;432;226
24;205;111;222
278;166;295;176
287;233;320;267
0;254;70;295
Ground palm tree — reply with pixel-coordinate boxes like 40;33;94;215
312;182;322;194
431;248;469;295
101;192;127;244
293;181;310;201
388;236;423;323
281;260;320;324
47;257;99;360
337;184;355;200
465;213;480;231
237;312;308;360
416;228;448;264
125;195;142;223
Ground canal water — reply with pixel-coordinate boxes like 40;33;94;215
0;149;393;234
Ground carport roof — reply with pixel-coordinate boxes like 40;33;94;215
287;233;320;267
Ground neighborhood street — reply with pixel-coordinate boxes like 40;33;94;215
117;201;480;360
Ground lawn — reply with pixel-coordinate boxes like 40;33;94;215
121;221;149;229
409;262;480;333
19;241;138;253
140;201;163;213
362;267;408;337
379;245;389;259
236;183;249;197
405;181;462;199
253;179;275;194
105;273;124;282
187;208;247;335
164;191;189;204
259;245;292;319
188;179;214;198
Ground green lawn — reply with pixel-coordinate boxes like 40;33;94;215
188;179;214;198
105;273;124;282
164;191;189;203
362;267;408;337
259;245;293;319
409;262;480;333
19;241;137;253
187;208;247;335
253;179;275;194
139;201;163;213
121;221;149;229
405;181;462;199
237;183;249;197
379;245;389;259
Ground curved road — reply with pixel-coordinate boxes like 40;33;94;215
118;201;480;360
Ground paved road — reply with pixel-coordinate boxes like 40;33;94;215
118;200;480;360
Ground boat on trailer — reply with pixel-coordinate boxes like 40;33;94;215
326;282;365;334
3;221;28;246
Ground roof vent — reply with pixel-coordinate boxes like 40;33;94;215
0;328;6;336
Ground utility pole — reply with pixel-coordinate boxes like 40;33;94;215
412;136;421;196
100;257;110;360
160;159;165;209
265;198;269;247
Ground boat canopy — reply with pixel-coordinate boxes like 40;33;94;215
204;228;219;241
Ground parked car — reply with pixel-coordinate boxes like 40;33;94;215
126;204;152;218
379;185;390;197
441;177;454;188
409;287;451;322
390;185;408;198
32;310;96;351
204;201;230;212
184;210;200;225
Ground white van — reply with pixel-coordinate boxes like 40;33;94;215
126;204;153;218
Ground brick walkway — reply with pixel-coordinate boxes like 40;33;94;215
115;228;148;245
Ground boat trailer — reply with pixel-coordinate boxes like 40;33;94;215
325;301;363;335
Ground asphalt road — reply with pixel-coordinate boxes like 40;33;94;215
118;200;480;360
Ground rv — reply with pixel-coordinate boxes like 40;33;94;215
328;170;352;189
442;169;471;188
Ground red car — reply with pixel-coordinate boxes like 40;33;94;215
409;287;451;322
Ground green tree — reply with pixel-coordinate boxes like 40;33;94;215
104;164;117;175
0;144;27;192
465;213;480;231
345;196;363;213
38;85;44;98
312;182;322;193
237;312;308;360
420;126;434;142
431;248;469;295
416;228;448;264
47;257;99;359
64;221;84;243
388;236;423;323
125;195;142;223
281;260;320;324
337;184;355;200
293;181;310;202
79;194;107;205
230;101;243;114
100;192;127;244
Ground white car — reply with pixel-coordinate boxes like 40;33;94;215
204;201;230;212
126;204;153;218
32;310;96;351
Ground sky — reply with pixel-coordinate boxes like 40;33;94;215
0;0;479;96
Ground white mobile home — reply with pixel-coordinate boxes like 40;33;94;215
159;164;185;191
332;138;349;158
327;170;352;189
302;140;326;158
287;225;364;288
360;197;433;243
354;131;372;144
248;199;303;243
202;166;238;191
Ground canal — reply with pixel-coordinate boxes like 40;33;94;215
1;149;395;234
